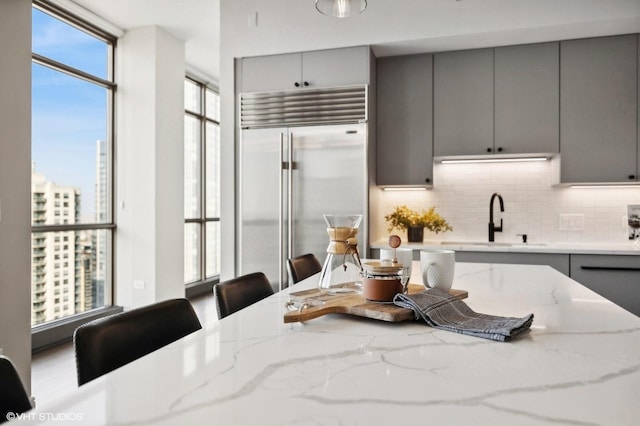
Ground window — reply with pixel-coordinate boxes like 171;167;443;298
31;1;115;327
184;78;221;287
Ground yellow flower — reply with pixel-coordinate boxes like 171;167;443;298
384;205;452;234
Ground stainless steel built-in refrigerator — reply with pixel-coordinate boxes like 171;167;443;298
237;86;369;291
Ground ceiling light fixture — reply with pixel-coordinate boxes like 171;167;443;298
315;0;367;18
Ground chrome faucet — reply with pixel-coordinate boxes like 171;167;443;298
489;193;504;242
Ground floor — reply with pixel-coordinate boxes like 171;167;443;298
30;291;217;408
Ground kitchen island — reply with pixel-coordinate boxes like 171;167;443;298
16;263;640;425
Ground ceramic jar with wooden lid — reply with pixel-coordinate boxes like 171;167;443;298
361;261;405;302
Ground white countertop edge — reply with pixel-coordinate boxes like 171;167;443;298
370;239;640;255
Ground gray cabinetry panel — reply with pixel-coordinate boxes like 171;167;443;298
570;254;640;316
495;42;559;154
370;249;569;276
241;53;301;93
303;47;370;89
376;54;433;186
560;35;638;183
434;49;494;156
455;251;570;275
241;47;370;93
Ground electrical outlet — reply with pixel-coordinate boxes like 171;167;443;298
559;214;584;231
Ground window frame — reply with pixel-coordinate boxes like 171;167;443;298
31;0;121;351
184;76;220;298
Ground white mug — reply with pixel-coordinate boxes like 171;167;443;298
380;248;413;280
420;249;455;291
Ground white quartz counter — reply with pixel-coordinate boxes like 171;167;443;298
15;263;640;425
371;239;640;255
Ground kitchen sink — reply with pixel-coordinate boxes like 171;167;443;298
439;241;547;247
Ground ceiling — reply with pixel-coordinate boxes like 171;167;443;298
66;0;220;84
65;0;640;87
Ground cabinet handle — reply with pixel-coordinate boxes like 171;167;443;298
303;81;310;87
580;266;640;272
497;147;503;153
486;148;492;153
425;178;431;183
628;174;636;180
294;82;300;87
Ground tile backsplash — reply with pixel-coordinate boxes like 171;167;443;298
371;160;640;244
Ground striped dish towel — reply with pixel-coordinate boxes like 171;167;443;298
393;288;534;342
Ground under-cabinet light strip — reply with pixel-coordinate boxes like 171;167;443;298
382;187;428;191
570;185;640;189
440;157;549;164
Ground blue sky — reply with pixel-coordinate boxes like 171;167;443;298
32;8;109;220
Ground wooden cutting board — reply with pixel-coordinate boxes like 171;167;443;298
283;284;468;323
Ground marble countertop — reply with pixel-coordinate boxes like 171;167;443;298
17;263;640;425
371;239;640;255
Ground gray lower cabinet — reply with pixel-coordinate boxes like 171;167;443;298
369;249;569;275
376;54;433;186
240;46;370;93
434;48;494;156
570;255;640;316
494;42;559;155
560;35;638;183
454;251;570;275
370;248;640;315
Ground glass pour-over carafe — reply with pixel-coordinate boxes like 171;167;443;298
318;214;363;292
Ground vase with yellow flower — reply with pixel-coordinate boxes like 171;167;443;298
384;205;452;243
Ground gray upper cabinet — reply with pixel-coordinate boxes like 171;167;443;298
376;54;433;186
560;35;638;183
240;46;370;93
241;53;301;93
495;42;559;154
434;48;494;157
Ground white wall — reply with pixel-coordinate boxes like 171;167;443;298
0;0;33;393
116;26;186;308
372;161;640;244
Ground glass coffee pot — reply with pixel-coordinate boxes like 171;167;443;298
318;214;363;292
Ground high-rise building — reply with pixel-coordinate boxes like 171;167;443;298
94;139;107;307
31;167;83;325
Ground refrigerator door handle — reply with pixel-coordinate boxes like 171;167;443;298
278;132;285;292
287;132;294;272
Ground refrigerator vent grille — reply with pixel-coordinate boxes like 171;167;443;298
240;85;367;128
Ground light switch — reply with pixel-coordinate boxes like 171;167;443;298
248;12;258;27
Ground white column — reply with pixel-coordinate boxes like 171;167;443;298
116;26;185;308
0;0;32;393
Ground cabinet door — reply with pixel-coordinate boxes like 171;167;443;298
376;54;433;186
455;252;570;275
434;49;494;156
495;43;559;154
241;53;302;93
570;254;640;316
302;46;370;88
560;35;637;183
